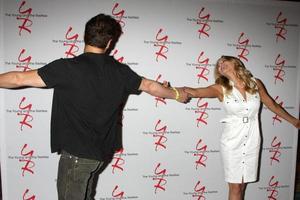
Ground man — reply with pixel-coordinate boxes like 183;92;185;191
0;14;189;199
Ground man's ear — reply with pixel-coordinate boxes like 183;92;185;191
104;39;112;52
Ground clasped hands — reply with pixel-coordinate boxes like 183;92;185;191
162;81;191;104
174;87;192;103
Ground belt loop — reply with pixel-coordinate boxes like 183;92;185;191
61;150;77;159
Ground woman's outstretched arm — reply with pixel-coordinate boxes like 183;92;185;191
184;84;223;101
256;78;300;129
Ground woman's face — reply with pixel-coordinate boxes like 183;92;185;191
218;59;235;77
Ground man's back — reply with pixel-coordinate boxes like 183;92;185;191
37;53;142;161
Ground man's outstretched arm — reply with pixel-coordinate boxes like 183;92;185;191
0;70;46;88
138;78;189;103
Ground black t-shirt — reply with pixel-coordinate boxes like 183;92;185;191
38;52;142;161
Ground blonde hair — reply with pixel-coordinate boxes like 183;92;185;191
214;55;258;94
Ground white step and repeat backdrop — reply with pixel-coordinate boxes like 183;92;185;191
1;0;300;199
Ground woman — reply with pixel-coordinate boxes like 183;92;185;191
184;55;300;200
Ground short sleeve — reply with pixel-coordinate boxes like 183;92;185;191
37;58;67;88
119;64;142;95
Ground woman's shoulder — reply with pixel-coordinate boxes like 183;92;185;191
210;83;224;92
251;77;264;86
209;84;224;102
250;77;265;93
209;83;223;91
251;77;264;83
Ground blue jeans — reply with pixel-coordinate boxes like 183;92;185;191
57;150;103;200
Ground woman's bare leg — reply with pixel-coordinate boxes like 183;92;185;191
228;182;246;200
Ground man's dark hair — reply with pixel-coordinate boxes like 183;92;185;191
84;14;122;49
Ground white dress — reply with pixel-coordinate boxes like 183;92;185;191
220;82;261;183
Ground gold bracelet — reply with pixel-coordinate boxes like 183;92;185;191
171;87;180;100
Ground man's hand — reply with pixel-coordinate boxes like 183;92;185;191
161;82;190;103
175;87;190;103
162;81;170;88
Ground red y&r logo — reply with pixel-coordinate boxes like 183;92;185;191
195;98;209;127
154;28;169;62
112;185;124;199
267;176;279;200
63;26;79;58
197;7;211;39
196;51;210;83
274;54;285;84
16;49;32;71
153;119;168;151
112;3;125;28
236;32;250;62
154;74;167;107
269;136;281;165
193;180;206;200
111;148;125;174
19;144;35;177
194;139;208;169
17;1;33;36
272;96;283;125
23;188;36;200
275;12;287;43
153;163;167;194
17;97;33;131
112;49;124;63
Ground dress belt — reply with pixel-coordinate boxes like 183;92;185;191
242;116;249;123
220;116;257;124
